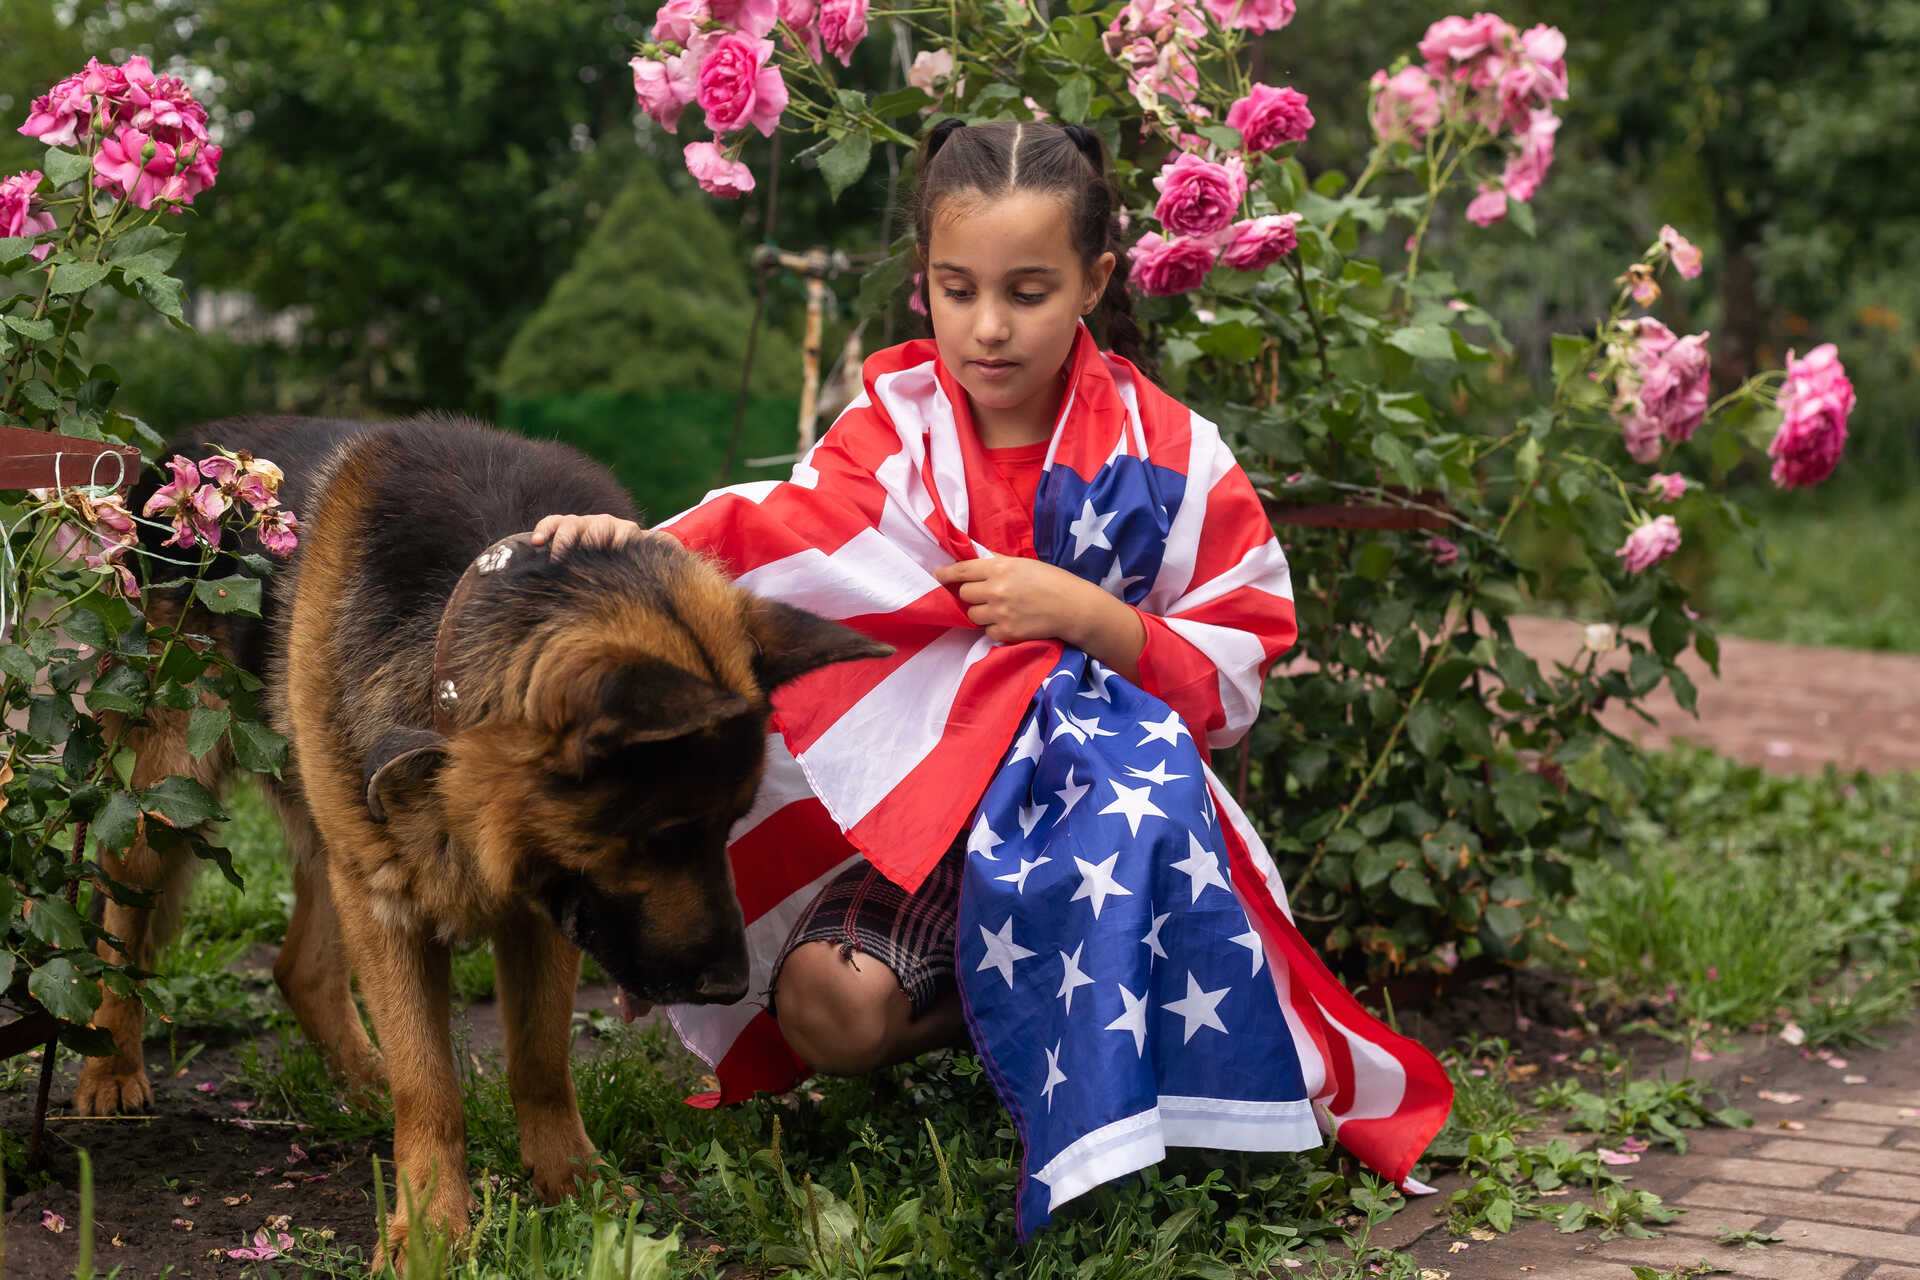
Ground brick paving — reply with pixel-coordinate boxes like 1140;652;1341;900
1388;1021;1920;1278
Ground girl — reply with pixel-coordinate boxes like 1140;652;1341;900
533;118;1448;1234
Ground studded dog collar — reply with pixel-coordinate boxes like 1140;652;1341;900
430;532;540;735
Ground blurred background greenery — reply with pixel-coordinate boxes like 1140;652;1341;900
2;0;1914;646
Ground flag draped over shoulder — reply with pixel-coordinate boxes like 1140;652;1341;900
658;326;1452;1230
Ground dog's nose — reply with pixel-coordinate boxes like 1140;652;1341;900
693;965;749;1003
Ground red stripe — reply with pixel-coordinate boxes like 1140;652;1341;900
1184;468;1283;595
727;798;852;926
708;1010;808;1104
773;609;970;754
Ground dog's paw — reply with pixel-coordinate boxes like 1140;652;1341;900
71;1061;153;1115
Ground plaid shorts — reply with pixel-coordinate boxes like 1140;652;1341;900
771;841;964;1019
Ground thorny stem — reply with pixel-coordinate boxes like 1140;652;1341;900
1288;255;1332;383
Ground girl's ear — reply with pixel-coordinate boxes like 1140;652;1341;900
1083;250;1117;314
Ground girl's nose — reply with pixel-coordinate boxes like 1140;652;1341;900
974;300;1012;345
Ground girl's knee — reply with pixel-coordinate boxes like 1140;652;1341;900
774;942;902;1075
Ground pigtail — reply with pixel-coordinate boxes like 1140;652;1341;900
1096;244;1153;377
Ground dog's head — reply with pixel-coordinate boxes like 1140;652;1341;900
363;537;890;1006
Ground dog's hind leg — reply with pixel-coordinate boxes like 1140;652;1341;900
270;793;386;1101
72;709;214;1115
492;907;599;1203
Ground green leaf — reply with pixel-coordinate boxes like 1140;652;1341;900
1354;846;1398;891
1197;320;1264;363
229;716;288;777
26;693;75;746
1515;436;1541;488
868;87;934;118
83;663;147;715
1483;903;1526;945
1506;198;1536;238
192;574;263;616
48;261;111;296
18;378;60;412
1354;541;1395;581
1384;323;1458;362
0;642;39;684
1494;773;1542;834
1406;701;1449;756
1389;866;1439;908
26;897;84;949
29;956;102;1024
3;314;56;341
1486;1196;1514;1233
187;705;231;760
1550;333;1592;385
1056;74;1093;123
1650;607;1690;660
42;146;90;187
135;272;186;321
819;130;872;201
1370;433;1419;489
105;225;178;261
141;775;225;829
94;790;142;852
1627;651;1663;695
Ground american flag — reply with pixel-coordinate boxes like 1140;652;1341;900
659;329;1451;1224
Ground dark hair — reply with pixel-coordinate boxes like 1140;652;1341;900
910;119;1148;371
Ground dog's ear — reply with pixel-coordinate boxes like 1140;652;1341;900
365;727;450;823
743;598;894;693
561;658;755;776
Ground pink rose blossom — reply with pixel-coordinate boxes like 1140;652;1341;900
711;0;778;36
693;33;788;136
631;55;696;132
1201;0;1295;34
1496;24;1568;129
1660;224;1703;279
1636;331;1711;444
1465;182;1507;227
1128;230;1218;296
0;172;56;260
1151;151;1247;238
653;0;711;44
1647;473;1689;503
1499;107;1559;203
778;0;824;59
684;141;756;198
1768;344;1854;490
1225;84;1313;152
1428;537;1460;567
908;49;955;99
1420;13;1517;88
118;56;209;146
92;126;220;209
1368;66;1442;143
817;0;869;66
227;1230;294;1263
257;507;299;559
19;75;90;149
1218;213;1300;271
1108;0;1207;45
142;455;229;550
1615;515;1681;575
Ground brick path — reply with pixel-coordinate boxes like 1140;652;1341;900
1383;1020;1920;1277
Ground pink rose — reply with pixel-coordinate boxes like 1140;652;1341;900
1768;344;1854;490
1225;84;1314;152
1619;407;1664;464
1465;183;1506;227
684;141;756;198
1647;473;1689;503
711;0;778;37
1151;151;1247;238
1369;66;1442;143
1615;515;1681;575
1201;0;1295;33
19;75;89;149
818;0;869;66
908;49;954;99
1218;213;1300;271
1419;12;1517;86
631;55;696;133
653;0;711;44
1496;24;1568;129
693;33;789;137
0;172;56;260
1128;230;1217;296
1108;0;1207;44
1428;537;1460;567
142;455;228;550
1129;42;1200;112
1660;225;1703;279
1635;331;1711;444
92;126;173;209
1499;107;1559;203
778;0;824;59
118;55;209;147
257;507;299;559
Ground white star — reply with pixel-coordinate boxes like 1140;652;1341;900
1062;708;1117;739
1201;784;1217;828
1057;941;1095;1013
1170;832;1231;902
1070;852;1133;919
1007;717;1045;766
1079;661;1117;703
975;917;1037;988
1230;927;1266;978
1068;499;1117;559
995;855;1052;893
1163;971;1232;1043
1042;1041;1068;1111
1054;767;1089;820
1137;709;1193;748
1099;556;1143;599
1106;982;1150;1056
1124;759;1189;786
966;813;1004;861
1017;802;1049;837
1141;911;1170;962
1098;779;1166;837
1049;713;1087;745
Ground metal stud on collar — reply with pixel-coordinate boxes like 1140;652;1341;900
475;543;513;574
436;679;459;714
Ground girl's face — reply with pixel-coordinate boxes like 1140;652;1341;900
926;189;1116;443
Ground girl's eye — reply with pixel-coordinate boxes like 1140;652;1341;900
942;287;973;300
1014;293;1047;305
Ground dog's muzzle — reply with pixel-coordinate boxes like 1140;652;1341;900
539;871;749;1005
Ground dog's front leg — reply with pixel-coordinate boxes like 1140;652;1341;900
492;908;600;1202
332;886;472;1263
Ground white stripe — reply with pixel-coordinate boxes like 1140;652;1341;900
1032;1099;1322;1214
1162;617;1267;748
731;734;819;842
1321;1007;1411;1123
874;362;970;542
1142;412;1226;613
1171;539;1294;614
794;629;995;830
732;527;938;622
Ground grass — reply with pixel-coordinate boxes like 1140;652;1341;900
1696;486;1920;653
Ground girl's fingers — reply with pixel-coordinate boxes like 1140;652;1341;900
934;558;991;585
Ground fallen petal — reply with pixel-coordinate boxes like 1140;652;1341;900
1597;1148;1640;1165
42;1211;66;1233
1845;1075;1868;1085
1778;1024;1807;1046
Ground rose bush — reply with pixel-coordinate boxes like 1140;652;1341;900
629;4;1856;972
2;56;291;1068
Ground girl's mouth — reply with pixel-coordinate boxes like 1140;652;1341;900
972;358;1019;380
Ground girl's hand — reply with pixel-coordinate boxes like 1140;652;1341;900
531;513;654;559
934;557;1145;680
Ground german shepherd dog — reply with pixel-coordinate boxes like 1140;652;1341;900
81;415;887;1253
